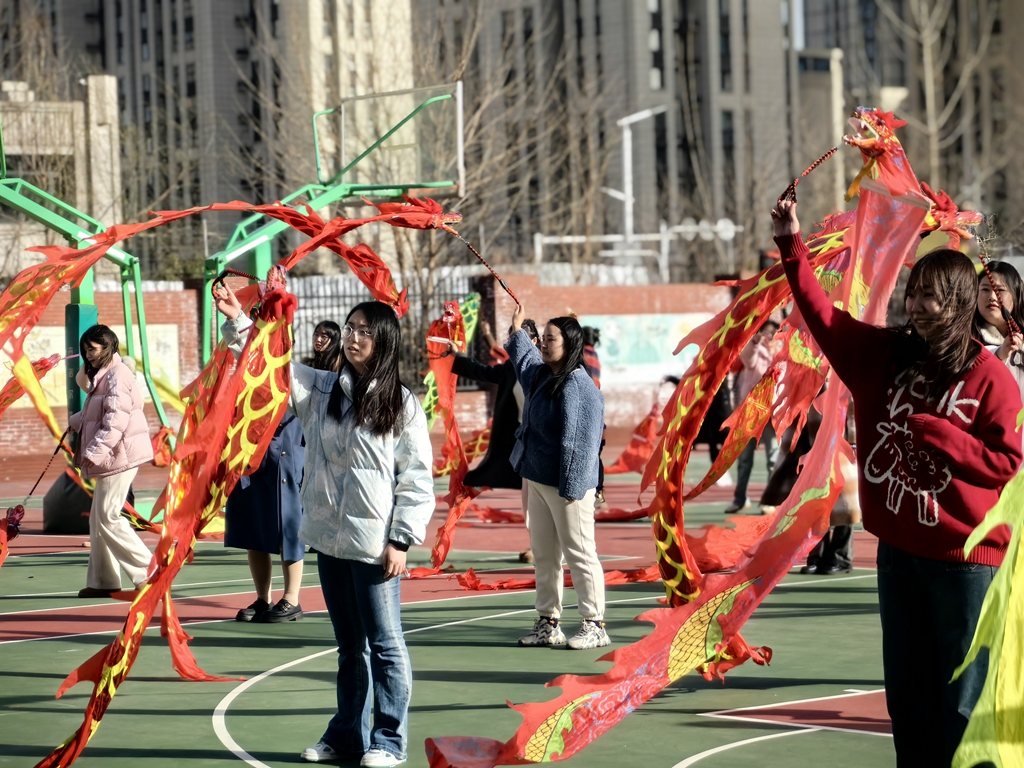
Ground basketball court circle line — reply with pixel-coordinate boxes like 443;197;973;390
697;687;892;739
212;594;661;768
670;727;823;768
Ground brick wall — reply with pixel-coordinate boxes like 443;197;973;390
0;289;201;454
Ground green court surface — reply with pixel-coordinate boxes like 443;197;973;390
0;457;895;768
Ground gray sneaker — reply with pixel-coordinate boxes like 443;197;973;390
518;616;566;646
567;620;611;650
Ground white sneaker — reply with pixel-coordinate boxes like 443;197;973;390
518;616;567;646
723;500;750;514
301;741;340;763
360;748;406;767
715;472;734;488
567;620;611;650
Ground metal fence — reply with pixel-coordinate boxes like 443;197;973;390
289;272;492;392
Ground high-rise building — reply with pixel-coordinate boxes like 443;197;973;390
421;0;797;278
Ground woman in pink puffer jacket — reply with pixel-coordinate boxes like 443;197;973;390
68;325;154;599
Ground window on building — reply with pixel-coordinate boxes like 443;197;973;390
722;109;735;217
170;0;178;51
184;0;194;50
323;0;332;37
364;0;371;36
574;0;584;91
719;0;732;91
649;0;663;91
185;62;196;97
345;0;354;37
742;0;750;92
523;8;533;88
116;0;124;64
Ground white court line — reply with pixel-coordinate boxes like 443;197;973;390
670;728;822;768
773;572;877;588
3;575;308;599
698;688;892;739
212;595;661;768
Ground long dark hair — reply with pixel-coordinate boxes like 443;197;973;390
971;261;1024;341
893;249;981;400
546;316;589;396
327;301;406;437
80;324;119;380
308;320;343;372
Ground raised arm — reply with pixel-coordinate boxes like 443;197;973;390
215;283;315;417
450;351;508;384
505;302;546;392
772;200;886;385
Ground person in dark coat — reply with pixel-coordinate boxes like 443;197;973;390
226;415;306;622
226;322;341;623
445;319;540;561
445;319;539;490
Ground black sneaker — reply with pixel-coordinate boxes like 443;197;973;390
263;598;303;623
235;598;271;622
78;587;118;598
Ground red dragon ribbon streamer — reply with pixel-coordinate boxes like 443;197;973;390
426;107;978;768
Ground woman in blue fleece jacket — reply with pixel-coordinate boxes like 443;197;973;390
506;304;608;650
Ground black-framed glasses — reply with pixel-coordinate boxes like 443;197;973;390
341;325;373;341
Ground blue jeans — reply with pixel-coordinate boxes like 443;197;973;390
317;553;411;760
876;541;994;767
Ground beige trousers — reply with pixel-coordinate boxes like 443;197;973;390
526;480;604;621
86;467;152;589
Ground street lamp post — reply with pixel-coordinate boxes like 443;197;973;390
617;105;667;245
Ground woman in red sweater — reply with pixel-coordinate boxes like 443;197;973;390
772;199;1022;767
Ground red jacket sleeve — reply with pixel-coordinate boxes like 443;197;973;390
776;233;889;388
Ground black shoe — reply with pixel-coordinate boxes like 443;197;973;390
236;598;271;622
263;598;303;623
819;563;852;575
78;587;118;598
798;564;818;575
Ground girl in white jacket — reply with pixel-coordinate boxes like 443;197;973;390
215;286;433;768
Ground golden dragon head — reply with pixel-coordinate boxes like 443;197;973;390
843;107;907;157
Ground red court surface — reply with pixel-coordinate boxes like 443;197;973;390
705;689;892;736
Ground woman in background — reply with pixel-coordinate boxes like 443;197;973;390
70;324;155;598
225;321;344;622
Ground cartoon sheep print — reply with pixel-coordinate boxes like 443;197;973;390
864;370;956;526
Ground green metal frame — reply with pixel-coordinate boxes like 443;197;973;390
201;82;465;362
0;162;170;432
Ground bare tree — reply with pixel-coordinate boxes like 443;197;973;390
875;0;1000;191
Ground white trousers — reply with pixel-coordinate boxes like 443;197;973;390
86;467;152;589
526;480;605;621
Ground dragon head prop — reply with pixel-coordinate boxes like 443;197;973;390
843;107;916;201
843;107;907;156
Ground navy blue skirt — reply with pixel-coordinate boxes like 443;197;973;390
224;414;305;561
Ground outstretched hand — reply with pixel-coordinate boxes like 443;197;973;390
511;302;526;333
771;199;800;238
213;283;243;320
